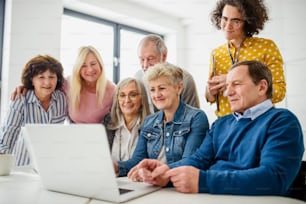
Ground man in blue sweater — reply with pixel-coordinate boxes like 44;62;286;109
128;60;305;196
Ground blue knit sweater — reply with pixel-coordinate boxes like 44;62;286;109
170;107;304;195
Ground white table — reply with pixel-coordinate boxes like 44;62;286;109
0;167;88;204
1;168;304;204
90;188;305;204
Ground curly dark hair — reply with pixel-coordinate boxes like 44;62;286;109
210;0;269;37
21;55;64;90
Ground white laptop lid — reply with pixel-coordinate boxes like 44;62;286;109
24;124;160;203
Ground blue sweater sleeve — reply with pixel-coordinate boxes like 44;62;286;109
199;111;304;195
172;109;304;196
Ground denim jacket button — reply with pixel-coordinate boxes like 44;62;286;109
166;132;170;137
166;147;170;152
147;133;151;137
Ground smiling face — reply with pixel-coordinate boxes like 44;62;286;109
221;5;246;45
148;76;182;111
118;81;142;117
225;65;268;114
79;52;102;84
32;69;58;100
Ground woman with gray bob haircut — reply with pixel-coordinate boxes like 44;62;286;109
104;77;151;161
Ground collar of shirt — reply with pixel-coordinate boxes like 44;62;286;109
233;99;273;121
25;89;58;104
153;100;186;127
118;115;141;131
228;37;251;48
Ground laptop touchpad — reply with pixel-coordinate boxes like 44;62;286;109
119;188;134;195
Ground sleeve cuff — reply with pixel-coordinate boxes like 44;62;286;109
0;144;10;153
118;161;129;177
198;170;209;193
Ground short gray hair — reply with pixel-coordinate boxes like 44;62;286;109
138;34;167;58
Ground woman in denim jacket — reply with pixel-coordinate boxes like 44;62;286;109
114;63;209;177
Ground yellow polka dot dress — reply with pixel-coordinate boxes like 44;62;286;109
208;37;286;117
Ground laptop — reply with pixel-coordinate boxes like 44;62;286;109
23;124;161;203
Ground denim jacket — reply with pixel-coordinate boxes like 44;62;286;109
117;100;209;176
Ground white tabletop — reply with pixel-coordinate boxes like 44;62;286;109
90;188;305;204
1;168;304;204
0;167;88;204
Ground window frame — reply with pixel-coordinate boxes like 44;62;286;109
64;8;163;83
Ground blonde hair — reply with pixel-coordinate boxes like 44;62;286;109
108;77;151;129
70;46;107;111
145;62;183;86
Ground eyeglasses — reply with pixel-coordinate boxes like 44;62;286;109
118;92;140;101
220;16;244;28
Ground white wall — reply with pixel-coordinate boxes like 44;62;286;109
1;0;63;121
1;0;306;160
278;0;306;134
183;0;306;130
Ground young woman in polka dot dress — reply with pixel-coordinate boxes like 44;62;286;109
205;0;286;117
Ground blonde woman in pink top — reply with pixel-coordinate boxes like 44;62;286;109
11;46;116;123
64;46;115;123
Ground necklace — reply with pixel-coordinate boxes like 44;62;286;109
118;120;137;161
118;129;123;161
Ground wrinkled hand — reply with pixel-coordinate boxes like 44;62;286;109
166;166;199;193
128;159;170;186
10;85;27;100
128;165;144;182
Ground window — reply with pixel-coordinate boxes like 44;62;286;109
61;9;161;83
119;28;150;80
61;10;114;80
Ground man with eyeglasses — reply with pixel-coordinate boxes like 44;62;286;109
135;34;200;112
205;0;286;117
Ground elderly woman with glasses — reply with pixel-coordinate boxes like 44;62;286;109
104;77;151;161
113;63;209;178
205;0;286;117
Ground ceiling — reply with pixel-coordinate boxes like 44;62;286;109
63;0;215;29
125;0;212;24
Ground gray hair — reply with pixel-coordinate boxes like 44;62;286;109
138;34;167;59
108;77;151;129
